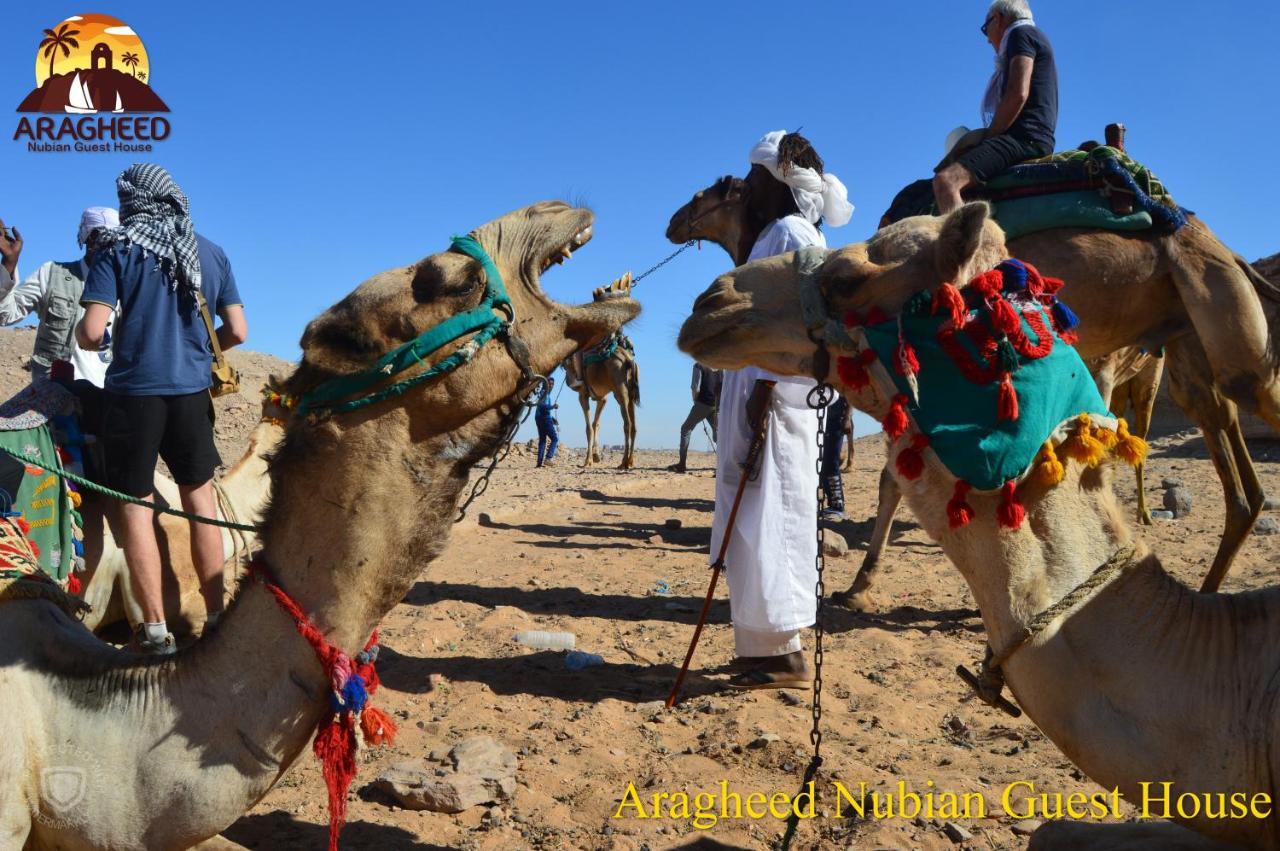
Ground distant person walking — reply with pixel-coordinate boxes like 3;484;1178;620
76;164;247;654
819;397;850;521
668;363;720;473
536;377;559;467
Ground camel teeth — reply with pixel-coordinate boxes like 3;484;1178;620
561;246;573;260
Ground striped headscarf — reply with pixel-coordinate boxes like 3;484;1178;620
102;164;201;290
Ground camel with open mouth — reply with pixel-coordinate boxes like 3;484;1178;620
0;200;638;850
678;202;1280;850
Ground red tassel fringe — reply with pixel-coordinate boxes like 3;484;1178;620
997;373;1019;421
836;349;877;390
895;434;929;480
998;480;1026;530
991;297;1022;336
932;283;967;327
895;339;920;377
882;394;910;439
66;573;82;595
947;481;975;528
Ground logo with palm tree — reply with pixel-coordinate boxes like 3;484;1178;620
18;13;167;113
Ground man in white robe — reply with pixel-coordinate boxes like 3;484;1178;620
711;130;854;689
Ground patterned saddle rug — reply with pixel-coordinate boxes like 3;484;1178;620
882;146;1188;240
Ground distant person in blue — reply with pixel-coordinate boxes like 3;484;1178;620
535;377;559;467
933;0;1058;213
820;397;850;521
76;163;248;655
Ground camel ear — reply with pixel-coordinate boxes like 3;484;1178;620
934;202;993;285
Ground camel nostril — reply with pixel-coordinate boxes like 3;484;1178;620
692;283;731;312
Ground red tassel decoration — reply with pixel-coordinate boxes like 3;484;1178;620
932;282;968;327
947;480;976;528
895;434;929;480
997;373;1019;421
843;310;863;328
970;269;1003;300
991;297;1022;336
882;393;910;439
836;349;877;390
865;307;890;326
66;573;82;595
312;717;358;851
360;706;398;746
895;338;920;377
998;480;1026;530
16;517;30;535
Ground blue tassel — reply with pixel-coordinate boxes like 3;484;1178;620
342;674;369;714
1051;300;1080;332
356;645;379;666
998;259;1028;293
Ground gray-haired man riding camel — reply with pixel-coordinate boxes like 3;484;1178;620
933;0;1058;213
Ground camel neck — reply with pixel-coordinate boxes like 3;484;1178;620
904;473;1280;844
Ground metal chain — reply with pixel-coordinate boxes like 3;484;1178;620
455;374;546;522
807;382;831;758
780;381;834;851
631;240;696;286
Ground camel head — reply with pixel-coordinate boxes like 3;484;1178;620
287;201;639;437
666;174;749;259
678;203;1008;411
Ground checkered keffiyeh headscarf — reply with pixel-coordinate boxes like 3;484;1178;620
102;164;201;291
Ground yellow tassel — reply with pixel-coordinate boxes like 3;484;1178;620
1060;413;1106;466
68;490;81;509
1033;440;1065;487
1093;425;1118;450
1114;418;1149;466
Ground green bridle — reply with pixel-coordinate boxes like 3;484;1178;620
296;235;539;416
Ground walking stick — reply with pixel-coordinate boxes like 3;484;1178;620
666;383;773;708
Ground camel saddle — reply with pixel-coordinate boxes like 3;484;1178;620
883;126;1189;240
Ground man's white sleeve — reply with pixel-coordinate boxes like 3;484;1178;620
0;262;49;326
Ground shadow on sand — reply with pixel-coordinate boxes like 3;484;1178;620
223;810;450;850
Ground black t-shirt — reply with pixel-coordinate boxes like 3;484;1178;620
1002;25;1058;149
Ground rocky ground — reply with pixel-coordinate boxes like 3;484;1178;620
1;323;1276;850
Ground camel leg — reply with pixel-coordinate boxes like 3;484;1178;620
1166;339;1264;593
1167;229;1280;430
578;391;594;468
1129;357;1165;526
591;397;607;464
832;466;901;612
616;390;634;470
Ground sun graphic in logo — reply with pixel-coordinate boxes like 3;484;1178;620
19;13;167;113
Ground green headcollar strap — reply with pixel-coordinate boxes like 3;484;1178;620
296;235;513;415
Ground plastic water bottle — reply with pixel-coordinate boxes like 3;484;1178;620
564;650;605;671
513;631;576;651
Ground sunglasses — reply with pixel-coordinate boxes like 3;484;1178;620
980;14;997;36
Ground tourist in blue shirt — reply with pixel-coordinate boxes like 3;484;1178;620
535;377;559;467
76;164;247;654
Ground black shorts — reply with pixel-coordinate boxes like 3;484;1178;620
945;134;1052;183
101;390;222;497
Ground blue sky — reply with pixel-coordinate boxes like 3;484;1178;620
4;2;1277;449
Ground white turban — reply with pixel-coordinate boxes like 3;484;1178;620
748;130;854;228
77;206;119;247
